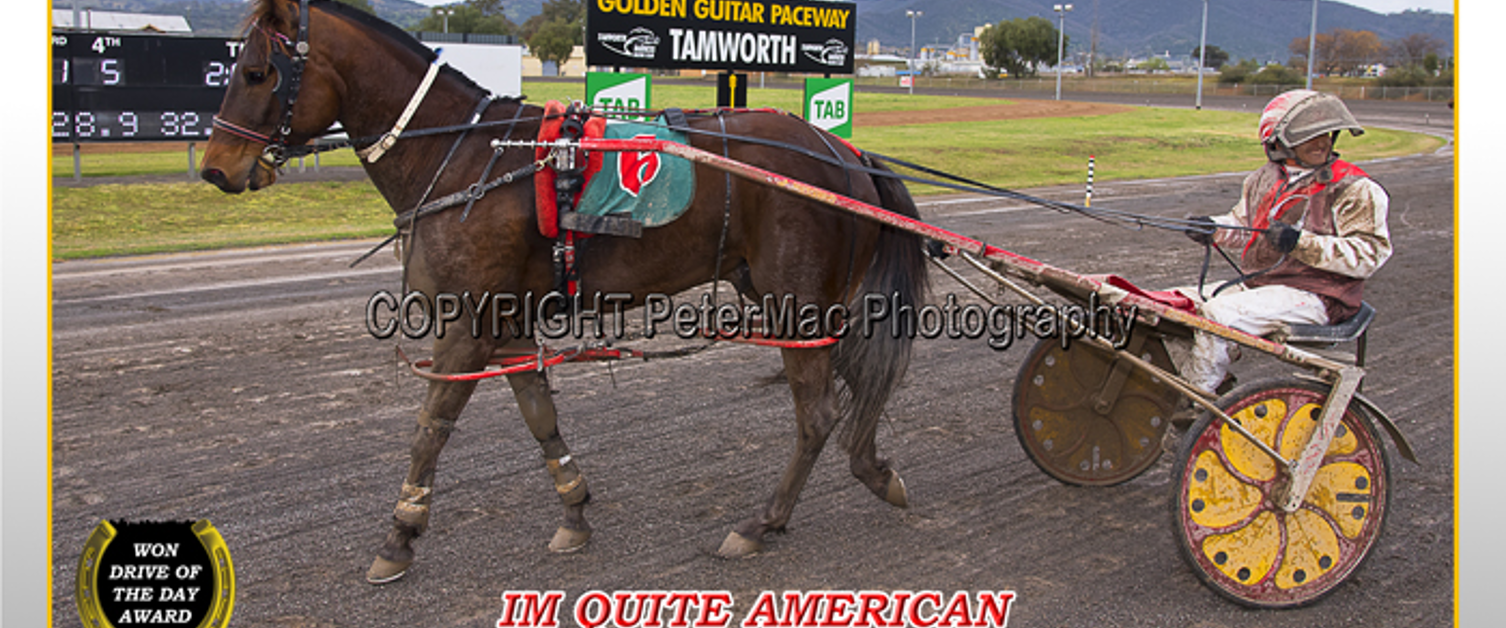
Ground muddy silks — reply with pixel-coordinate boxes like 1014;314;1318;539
1238;159;1369;322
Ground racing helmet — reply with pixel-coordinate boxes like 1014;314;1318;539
1257;90;1364;163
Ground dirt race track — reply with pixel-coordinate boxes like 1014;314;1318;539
50;102;1455;626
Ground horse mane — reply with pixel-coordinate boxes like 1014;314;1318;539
249;0;494;98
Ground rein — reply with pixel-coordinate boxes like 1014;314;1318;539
584;109;1269;240
213;2;1259;260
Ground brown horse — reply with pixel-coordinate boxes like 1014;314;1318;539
201;0;927;584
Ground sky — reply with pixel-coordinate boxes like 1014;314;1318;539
407;0;1456;14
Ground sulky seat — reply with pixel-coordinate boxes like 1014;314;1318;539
1272;301;1376;369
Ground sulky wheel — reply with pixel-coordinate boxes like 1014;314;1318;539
1012;335;1181;486
1170;377;1391;608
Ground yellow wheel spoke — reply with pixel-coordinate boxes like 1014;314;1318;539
1279;402;1359;461
1187;449;1263;529
1276;509;1342;590
1201;511;1281;586
1223;399;1286;482
1304;461;1375;539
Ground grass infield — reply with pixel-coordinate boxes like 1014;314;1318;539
51;81;1443;259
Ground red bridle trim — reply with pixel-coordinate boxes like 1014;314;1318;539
211;115;274;145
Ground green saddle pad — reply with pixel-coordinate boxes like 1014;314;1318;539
576;118;695;228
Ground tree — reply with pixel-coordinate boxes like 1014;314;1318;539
520;1;582;75
1217;58;1260;84
1189;45;1229;70
980;16;1065;79
1388;33;1443;67
522;0;585;42
1289;28;1383;77
1332;29;1383;75
530;18;580;75
1288;31;1335;75
1422;52;1440;75
413;1;516;36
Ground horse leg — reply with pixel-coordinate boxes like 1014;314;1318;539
505;369;592;552
367;343;489;584
844;412;909;509
718;348;840;558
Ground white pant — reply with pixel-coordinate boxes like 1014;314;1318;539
1174;284;1329;394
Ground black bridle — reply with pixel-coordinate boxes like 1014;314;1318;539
211;0;312;169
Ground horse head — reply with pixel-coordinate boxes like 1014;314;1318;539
200;0;344;193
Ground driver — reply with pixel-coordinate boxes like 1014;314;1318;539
1178;90;1392;400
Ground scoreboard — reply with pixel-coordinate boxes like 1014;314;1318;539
52;31;241;142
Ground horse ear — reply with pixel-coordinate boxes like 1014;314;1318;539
278;0;303;31
260;0;301;33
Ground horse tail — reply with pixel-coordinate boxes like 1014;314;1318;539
833;155;929;458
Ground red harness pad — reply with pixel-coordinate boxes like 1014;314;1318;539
534;101;606;239
1091;274;1198;314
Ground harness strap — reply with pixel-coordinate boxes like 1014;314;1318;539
663;107;690;132
809;126;858;296
358;60;445;163
712;111;732;305
550;104;590;298
389;163;540;228
269;0;310;158
211;116;274;144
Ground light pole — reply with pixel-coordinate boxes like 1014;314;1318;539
907;10;922;95
1305;0;1318;89
1195;0;1208;110
1053;4;1072;101
441;7;455;34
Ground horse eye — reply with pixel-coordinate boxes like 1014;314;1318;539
246;69;268;85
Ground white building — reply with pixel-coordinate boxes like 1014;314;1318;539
53;9;192;33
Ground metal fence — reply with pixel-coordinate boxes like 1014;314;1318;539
412;31;516;45
1229;83;1453;102
844;75;1452;102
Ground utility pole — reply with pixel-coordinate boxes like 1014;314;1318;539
1053;4;1073;101
1306;0;1318;90
1088;0;1100;79
1196;0;1208;110
907;10;923;95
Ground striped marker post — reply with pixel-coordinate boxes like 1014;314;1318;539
1086;155;1095;207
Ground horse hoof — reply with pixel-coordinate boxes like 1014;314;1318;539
549;526;592;553
884;470;909;509
716;531;764;559
366;555;411;585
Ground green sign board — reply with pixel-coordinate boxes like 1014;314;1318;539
803;77;853;138
586;72;652;117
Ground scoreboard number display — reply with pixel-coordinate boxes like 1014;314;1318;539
53;32;241;143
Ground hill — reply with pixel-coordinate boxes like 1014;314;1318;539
856;0;1453;64
52;0;436;36
54;0;1453;64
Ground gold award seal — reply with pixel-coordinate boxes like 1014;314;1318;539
76;519;236;628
